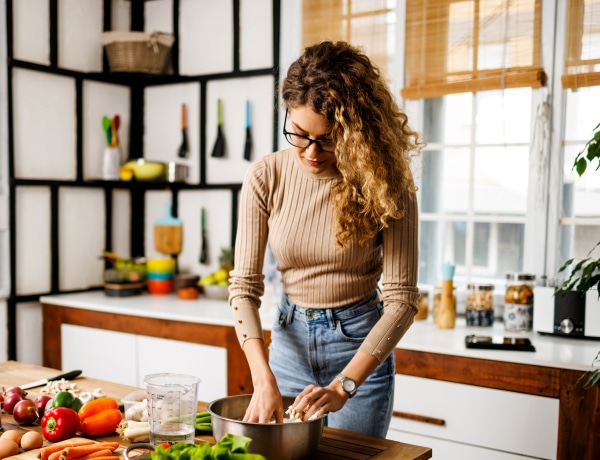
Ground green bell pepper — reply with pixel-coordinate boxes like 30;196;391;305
45;390;84;412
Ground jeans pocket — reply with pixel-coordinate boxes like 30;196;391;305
335;305;382;342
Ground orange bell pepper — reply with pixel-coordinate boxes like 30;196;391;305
77;397;123;436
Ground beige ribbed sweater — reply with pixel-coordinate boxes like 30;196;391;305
229;149;419;363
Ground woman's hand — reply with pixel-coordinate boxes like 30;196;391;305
291;382;348;421
243;379;284;423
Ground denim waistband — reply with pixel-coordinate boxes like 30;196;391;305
279;291;380;328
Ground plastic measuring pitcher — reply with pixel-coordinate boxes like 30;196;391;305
144;373;200;445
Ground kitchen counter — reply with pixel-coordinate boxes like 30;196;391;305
40;291;600;459
40;290;600;371
0;361;432;460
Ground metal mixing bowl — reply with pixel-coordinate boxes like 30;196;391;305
207;394;324;460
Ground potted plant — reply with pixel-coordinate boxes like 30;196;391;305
557;122;600;388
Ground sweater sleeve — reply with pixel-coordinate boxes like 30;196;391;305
228;160;270;346
358;189;420;363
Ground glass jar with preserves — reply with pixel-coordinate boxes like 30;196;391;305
466;283;495;326
504;273;535;331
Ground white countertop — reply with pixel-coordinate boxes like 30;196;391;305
40;290;600;373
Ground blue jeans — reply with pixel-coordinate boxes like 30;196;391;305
269;291;395;438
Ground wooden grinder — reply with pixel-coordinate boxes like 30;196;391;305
436;263;456;329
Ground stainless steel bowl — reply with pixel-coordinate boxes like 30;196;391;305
207;394;324;460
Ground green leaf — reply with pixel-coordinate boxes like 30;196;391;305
576;157;588;176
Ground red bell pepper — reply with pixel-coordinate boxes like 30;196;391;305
77;397;123;436
40;407;80;442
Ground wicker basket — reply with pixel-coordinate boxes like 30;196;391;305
102;31;175;74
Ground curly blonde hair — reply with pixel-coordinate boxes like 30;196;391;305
282;41;423;247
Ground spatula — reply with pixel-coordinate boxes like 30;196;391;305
211;99;226;158
243;100;253;161
200;207;208;264
178;103;189;158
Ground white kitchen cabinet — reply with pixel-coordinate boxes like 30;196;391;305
61;324;227;402
387;375;559;460
388;431;532;460
62;324;137;386
137;335;227;403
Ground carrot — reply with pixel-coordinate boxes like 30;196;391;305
60;442;120;460
49;452;64;460
68;449;114;460
38;441;96;460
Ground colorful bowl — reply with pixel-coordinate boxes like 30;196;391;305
147;279;173;295
123;159;166;181
146;258;176;274
203;284;230;300
147;271;173;280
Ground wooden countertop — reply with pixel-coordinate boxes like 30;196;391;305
0;361;432;460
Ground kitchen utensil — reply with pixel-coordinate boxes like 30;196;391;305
144;373;200;444
146;257;176;273
208;394;324;460
202;284;229;300
102;116;111;146
178;103;189;158
437;262;456;329
113;114;121;147
173;273;200;291
166;161;188;182
200;208;208;264
122;159;166;181
211;99;226;158
147;278;173;295
243;100;252;161
20;370;82;390
154;203;183;255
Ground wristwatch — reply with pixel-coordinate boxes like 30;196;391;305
336;373;357;398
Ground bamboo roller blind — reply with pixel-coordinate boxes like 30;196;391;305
401;0;545;99
563;0;600;89
302;0;394;79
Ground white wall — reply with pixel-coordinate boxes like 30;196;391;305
4;0;281;365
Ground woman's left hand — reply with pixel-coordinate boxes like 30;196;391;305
291;382;348;421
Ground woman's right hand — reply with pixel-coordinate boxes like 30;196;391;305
243;379;284;423
240;338;284;423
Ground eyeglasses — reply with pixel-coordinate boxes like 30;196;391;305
283;109;335;152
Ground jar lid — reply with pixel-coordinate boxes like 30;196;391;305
505;272;536;281
467;283;494;291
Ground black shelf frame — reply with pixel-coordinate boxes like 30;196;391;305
4;0;281;360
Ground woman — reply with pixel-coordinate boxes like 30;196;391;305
228;41;422;438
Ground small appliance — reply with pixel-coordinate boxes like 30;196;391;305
533;287;600;339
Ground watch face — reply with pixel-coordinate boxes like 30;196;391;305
342;378;356;393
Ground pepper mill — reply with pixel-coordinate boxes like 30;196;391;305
437;262;456;329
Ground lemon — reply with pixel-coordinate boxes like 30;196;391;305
213;268;229;283
199;274;216;286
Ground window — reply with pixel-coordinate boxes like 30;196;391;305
298;0;596;295
559;0;600;270
414;88;532;286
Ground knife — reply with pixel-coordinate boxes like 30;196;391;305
20;370;82;390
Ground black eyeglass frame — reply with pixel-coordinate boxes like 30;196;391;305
282;109;335;152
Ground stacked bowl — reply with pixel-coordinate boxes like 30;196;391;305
146;258;175;294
